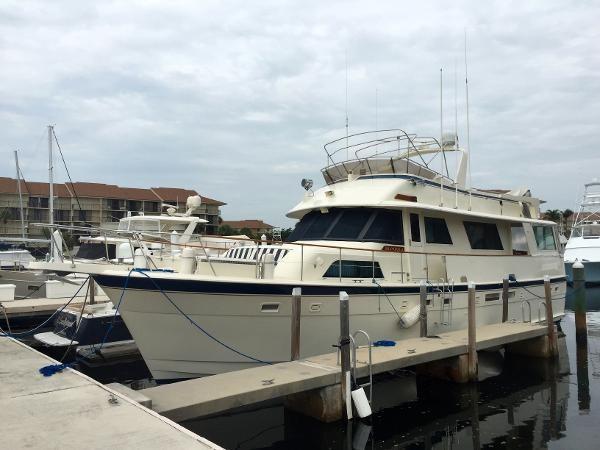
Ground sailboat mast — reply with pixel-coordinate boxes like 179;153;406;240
48;125;54;256
14;151;25;239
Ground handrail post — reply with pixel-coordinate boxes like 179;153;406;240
339;291;352;420
467;282;478;381
501;277;509;323
419;280;427;337
543;275;558;357
291;288;302;361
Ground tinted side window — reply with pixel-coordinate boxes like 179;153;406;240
424;217;452;244
410;213;421;242
323;260;384;278
463;221;503;250
362;210;404;245
533;225;556;250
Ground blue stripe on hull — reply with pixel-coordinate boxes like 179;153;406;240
93;273;567;296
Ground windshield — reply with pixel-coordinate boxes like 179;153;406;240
75;242;116;260
572;223;600;237
287;208;404;245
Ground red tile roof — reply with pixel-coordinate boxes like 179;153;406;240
222;219;274;230
0;177;225;205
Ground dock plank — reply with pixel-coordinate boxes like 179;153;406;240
142;322;548;422
0;338;223;450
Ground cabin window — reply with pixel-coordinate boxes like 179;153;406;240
323;260;384;278
511;224;529;255
463;221;503;250
303;210;338;239
287;208;403;245
533;225;556;250
410;213;421;242
572;224;600;238
328;209;372;240
362;210;404;245
75;243;116;260
424;217;452;244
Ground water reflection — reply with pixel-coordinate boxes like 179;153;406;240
183;288;600;450
182;347;571;449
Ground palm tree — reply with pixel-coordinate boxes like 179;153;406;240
544;209;562;223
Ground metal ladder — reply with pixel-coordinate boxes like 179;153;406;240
430;279;454;326
336;330;374;408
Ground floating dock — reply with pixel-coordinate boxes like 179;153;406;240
141;321;551;423
0;337;222;450
0;295;110;329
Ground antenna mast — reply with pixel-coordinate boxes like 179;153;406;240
345;51;349;159
440;68;444;206
48;125;54;257
464;30;472;210
14;151;25;239
454;61;459;208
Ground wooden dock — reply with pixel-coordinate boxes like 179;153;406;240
141;322;550;423
0;337;223;450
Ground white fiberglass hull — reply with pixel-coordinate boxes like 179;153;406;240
94;272;566;381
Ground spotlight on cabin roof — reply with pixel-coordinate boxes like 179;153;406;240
301;179;313;191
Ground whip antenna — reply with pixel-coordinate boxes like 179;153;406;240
464;30;472;210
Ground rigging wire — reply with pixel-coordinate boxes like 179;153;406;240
52;129;88;225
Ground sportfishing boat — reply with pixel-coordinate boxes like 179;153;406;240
564;182;600;285
91;130;566;381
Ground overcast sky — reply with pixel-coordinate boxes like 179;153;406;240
1;0;599;227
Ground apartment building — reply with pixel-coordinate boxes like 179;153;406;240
0;177;225;239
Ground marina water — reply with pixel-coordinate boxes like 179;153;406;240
26;287;600;449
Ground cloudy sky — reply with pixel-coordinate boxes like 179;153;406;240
1;0;599;226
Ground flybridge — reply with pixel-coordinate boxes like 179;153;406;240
321;129;468;188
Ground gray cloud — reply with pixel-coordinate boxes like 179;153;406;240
1;0;599;226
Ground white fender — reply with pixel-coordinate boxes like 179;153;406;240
399;304;421;328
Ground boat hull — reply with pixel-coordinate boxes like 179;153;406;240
94;273;566;381
564;261;600;286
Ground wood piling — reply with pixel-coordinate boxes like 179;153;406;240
291;287;302;361
467;282;478;381
543;275;558;357
339;291;352;420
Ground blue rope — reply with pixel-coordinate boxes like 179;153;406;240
0;276;91;338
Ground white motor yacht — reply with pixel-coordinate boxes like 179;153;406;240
90;130;566;381
564;182;600;285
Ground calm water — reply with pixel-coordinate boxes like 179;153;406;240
180;287;600;450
